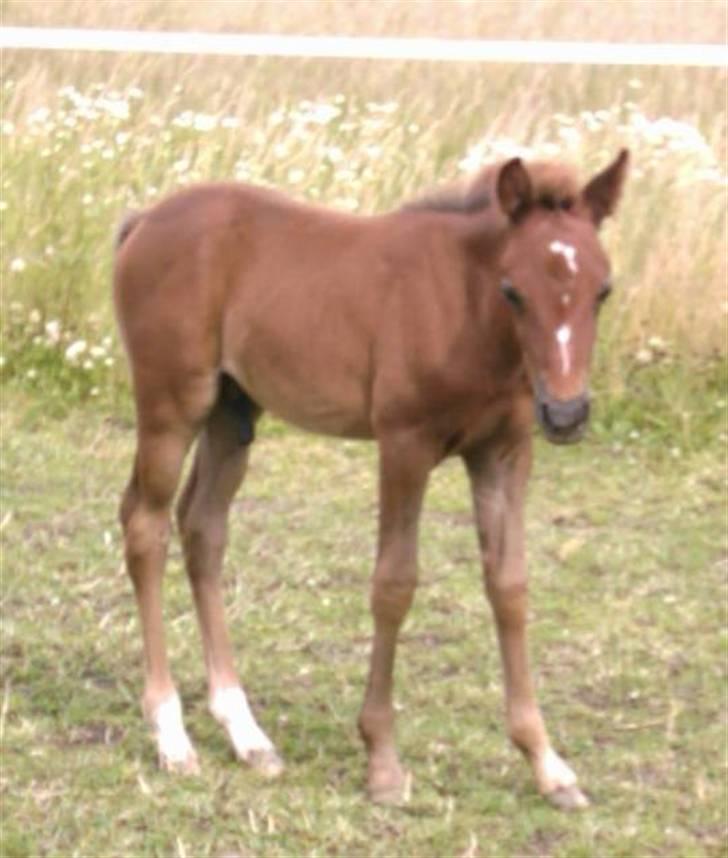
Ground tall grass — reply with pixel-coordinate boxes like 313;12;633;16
1;0;725;425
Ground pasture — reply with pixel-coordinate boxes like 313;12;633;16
1;393;725;856
1;0;726;855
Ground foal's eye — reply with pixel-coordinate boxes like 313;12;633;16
500;279;525;310
596;281;613;306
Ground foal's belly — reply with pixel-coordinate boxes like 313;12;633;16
222;325;375;440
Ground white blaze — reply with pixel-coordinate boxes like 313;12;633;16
556;324;572;376
550;240;579;274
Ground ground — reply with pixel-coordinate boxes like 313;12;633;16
1;392;724;857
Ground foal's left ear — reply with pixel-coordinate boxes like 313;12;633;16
497;158;533;223
581;149;629;227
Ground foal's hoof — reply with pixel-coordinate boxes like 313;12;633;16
159;748;200;776
368;769;412;806
545;783;590;811
244;748;285;779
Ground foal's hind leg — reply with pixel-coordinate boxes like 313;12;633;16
176;398;283;777
121;421;201;773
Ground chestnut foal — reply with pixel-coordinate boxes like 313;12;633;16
114;150;628;809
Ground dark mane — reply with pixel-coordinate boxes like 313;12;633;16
404;159;581;216
404;184;492;215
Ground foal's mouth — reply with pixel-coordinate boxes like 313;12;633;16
535;393;590;445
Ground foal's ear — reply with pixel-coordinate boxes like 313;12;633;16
496;158;533;222
581;149;629;227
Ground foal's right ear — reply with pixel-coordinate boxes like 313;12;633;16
497;158;533;223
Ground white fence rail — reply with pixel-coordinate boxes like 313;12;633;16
1;26;726;67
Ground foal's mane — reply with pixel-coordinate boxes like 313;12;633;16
404;160;581;216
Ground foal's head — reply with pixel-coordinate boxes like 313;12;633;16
494;151;629;444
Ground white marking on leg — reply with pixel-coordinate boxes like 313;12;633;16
561;292;571;307
556;324;572;376
152;693;197;768
549;240;579;274
537;746;579;794
210;686;274;760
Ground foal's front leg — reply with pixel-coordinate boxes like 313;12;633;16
465;440;588;810
358;431;434;804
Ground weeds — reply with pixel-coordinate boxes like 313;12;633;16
1;77;725;421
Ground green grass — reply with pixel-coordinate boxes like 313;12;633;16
1;390;725;857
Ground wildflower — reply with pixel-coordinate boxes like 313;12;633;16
324;146;344;164
45;320;61;344
28;107;51;125
635;348;653;365
26;368;38;380
306;103;340;125
82;193;94;206
268;109;286;127
90;345;106;358
65;340;87;361
221;116;240;129
647;335;668;354
10;258;26;272
1;120;14;135
90;387;100;397
287;168;305;184
82;359;94;370
0;201;6;211
0;356;5;368
193;113;217;132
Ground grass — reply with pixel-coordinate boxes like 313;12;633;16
1;389;726;857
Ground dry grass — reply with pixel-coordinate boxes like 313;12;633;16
3;0;726;43
1;3;725;411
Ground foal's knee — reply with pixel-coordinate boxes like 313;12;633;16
485;574;528;625
370;560;418;625
121;502;172;573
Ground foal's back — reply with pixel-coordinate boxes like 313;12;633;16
114;182;467;438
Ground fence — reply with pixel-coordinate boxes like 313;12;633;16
1;26;726;66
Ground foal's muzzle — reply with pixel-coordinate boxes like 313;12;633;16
536;392;590;445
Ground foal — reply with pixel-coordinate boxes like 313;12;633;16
115;150;628;809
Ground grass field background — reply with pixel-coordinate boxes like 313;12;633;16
1;1;726;856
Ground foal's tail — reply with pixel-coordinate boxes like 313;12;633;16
114;210;144;251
